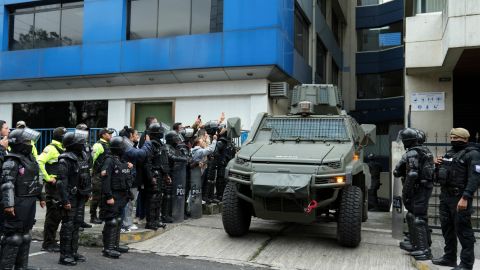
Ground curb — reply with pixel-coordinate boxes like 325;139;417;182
411;257;443;270
31;203;223;247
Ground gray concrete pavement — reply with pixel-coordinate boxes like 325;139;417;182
130;212;417;270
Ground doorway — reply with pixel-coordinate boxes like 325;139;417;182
132;101;174;132
453;49;480;142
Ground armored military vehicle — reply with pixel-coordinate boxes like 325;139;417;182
222;84;375;247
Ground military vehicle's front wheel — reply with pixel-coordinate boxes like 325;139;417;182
222;181;252;236
337;186;362;247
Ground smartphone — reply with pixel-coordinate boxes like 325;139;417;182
198;115;201;120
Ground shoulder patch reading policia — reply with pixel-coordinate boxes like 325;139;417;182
43;147;50;154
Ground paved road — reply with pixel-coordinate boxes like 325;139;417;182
28;241;262;270
130;212;417;270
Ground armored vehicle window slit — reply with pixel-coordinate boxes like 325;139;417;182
261;118;349;141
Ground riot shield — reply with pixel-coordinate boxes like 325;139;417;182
189;167;203;219
171;161;187;223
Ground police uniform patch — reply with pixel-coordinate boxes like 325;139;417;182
42;147;49;153
475;165;480;173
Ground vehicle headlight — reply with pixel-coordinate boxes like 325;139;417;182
235;157;250;165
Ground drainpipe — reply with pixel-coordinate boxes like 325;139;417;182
312;0;317;84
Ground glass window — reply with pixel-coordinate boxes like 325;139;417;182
414;0;445;14
8;1;84;51
128;0;158;40
261;118;349;141
210;0;223;33
332;11;340;45
157;0;191;37
9;13;34;50
357;0;393;6
317;0;326;18
357;70;403;99
316;37;327;83
294;7;310;61
61;6;83;46
332;61;339;86
191;0;211;35
357;21;402;52
34;9;61;48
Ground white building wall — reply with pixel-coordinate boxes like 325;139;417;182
0;79;270;131
0;103;12;124
404;71;453;137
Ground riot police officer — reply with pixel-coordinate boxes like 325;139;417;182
432;128;480;270
165;131;188;223
212;131;236;201
57;132;89;265
144;123;170;229
100;136;133;258
0;128;45;269
76;124;93;230
204;120;220;203
38;126;66;252
393;128;434;261
91;128;114;224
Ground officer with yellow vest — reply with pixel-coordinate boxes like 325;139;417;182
90;128;114;224
37;127;66;252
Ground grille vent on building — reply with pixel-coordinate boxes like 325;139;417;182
268;82;289;98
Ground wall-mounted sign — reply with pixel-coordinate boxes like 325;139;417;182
411;92;445;111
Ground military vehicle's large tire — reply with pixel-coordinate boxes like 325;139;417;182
222;181;252;236
337;186;362;247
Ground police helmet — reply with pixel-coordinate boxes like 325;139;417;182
399;128;418;148
53;127;67;142
8;128;41;145
62;132;86;148
415;129;426;145
110;136;133;155
204;120;219;136
165;131;182;146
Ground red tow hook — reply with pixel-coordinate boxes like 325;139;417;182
304;200;318;214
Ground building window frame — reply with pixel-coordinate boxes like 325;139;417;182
127;0;223;40
8;0;84;51
294;5;310;61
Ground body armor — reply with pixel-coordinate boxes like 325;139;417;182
78;151;92;195
7;154;41;197
110;156;131;192
93;140;110;174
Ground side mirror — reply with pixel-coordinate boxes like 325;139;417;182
360;124;376;145
227;117;241;138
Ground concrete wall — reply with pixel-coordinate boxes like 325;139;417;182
404;71;453;136
0;79;269;131
405;0;480;70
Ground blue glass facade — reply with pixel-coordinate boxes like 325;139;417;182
0;0;304;82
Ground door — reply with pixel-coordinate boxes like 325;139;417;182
132;102;173;131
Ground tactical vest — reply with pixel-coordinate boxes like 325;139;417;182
93;140;110;174
410;146;435;182
45;143;64;176
109;156;131;191
78;151;92;195
152;141;170;175
59;152;81;194
437;147;476;189
6;153;42;197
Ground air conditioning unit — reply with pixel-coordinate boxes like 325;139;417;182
268;82;289;99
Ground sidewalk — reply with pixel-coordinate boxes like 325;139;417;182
32;204;180;246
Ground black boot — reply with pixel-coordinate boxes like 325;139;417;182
411;218;432;260
72;224;86;262
0;233;22;269
432;256;457;267
400;213;416;252
90;214;102;224
102;219;121;259
154;207;166;229
81;222;92;228
59;221;77;266
115;218;129;253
